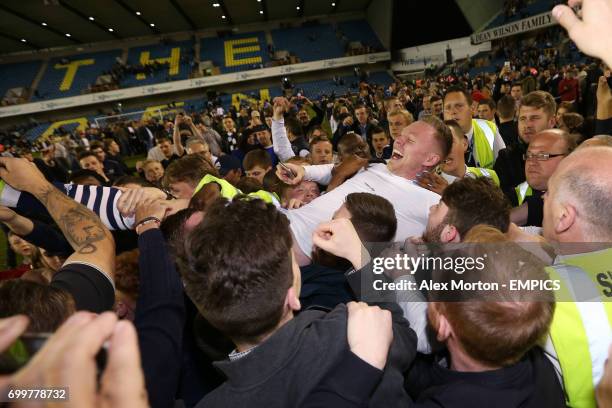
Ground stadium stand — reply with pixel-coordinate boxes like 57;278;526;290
200;31;270;73
0;61;41;105
271;24;345;62
120;40;195;87
32;51;122;100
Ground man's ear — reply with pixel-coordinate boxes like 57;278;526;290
547;115;557;129
424;153;442;168
429;303;453;342
555;203;577;235
286;287;301;312
441;225;460;243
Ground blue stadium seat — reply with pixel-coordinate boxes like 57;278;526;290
337;20;384;50
122;40;194;87
271;24;345;62
201;31;269;73
486;0;551;29
0;61;41;100
33;51;121;100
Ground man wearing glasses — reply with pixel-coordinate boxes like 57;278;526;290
510;129;576;227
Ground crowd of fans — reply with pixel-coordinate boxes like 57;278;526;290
1;0;612;407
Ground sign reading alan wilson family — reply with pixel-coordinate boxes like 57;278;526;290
471;12;557;44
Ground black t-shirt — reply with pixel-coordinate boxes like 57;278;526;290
50;262;115;313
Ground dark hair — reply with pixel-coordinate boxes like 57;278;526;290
235;176;263;193
69;169;107;185
444;85;472;105
77;150;99;162
312;193;396;269
444;119;464;141
0;280;75;332
309;136;332;149
90;141;105;151
115;249;140;301
511;81;523;90
155;135;171;144
369;125;387;137
337;133;371;160
478;98;496;110
430;95;442;104
243;149;272;171
285;117;303;137
441;177;511;236
496;95;516;119
160;207;200;251
113;175;155;188
163;153;218;188
178;199;293;344
346;193;397;242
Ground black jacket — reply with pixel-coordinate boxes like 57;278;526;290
196;303;416;408
405;348;566;408
494;141;527;196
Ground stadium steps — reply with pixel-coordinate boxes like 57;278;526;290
271;24;345;62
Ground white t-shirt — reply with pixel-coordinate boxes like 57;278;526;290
286;163;440;256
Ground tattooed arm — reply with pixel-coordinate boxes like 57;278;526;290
0;158;115;279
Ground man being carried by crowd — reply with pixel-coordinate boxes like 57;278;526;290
277;116;452;265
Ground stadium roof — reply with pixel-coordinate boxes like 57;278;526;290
0;0;371;54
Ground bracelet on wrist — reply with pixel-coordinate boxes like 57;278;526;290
134;216;161;234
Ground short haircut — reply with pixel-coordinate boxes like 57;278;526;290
430;95;442;104
520;91;557;118
115;249;140;301
243;149;272;171
556;159;612;240
141;159;161;169
113;175;155;188
178;199;293;344
496;95;516;119
560;112;584;134
69;169;107;185
235;177;263;193
155;135;171;144
307;125;328;141
444;120;465;141
345;193;397;242
185;137;207;149
478;98;496;110
557;101;576;113
285;117;304;137
163;154;218;188
370;125;387;137
337;132;371;160
77;150;99;162
309;136;332;149
420;115;453;161
387;108;414;125
0;280;75;332
103;138;116;151
431;226;555;366
511;81;523;90
441;177;511;235
90;141;105;151
444;85;472;105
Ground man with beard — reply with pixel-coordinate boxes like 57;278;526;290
312;177;510;354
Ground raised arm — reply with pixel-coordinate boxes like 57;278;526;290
173;115;186;156
272;97;297;162
0;158;115;278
